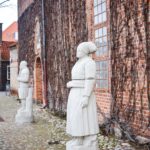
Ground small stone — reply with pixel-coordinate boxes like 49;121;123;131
121;142;131;147
115;145;123;150
135;136;150;144
114;127;122;139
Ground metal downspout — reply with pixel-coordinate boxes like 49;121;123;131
41;0;48;107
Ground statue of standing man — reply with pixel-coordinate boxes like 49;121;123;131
17;61;29;111
66;42;99;150
15;61;33;124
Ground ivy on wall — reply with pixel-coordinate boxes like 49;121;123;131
110;0;150;136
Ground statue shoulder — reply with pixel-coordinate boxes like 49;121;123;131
85;57;96;66
21;67;29;74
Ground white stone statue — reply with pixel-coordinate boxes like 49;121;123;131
66;42;99;150
15;61;33;124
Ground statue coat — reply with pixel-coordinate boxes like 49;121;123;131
17;68;29;99
66;56;99;136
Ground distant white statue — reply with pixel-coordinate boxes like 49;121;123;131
66;42;99;150
15;61;33;124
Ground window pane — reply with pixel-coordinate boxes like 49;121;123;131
96;50;100;56
98;5;101;14
98;14;103;23
99;80;108;88
94;16;98;24
95;30;99;38
102;12;107;22
96;43;108;56
94;7;98;15
95;39;100;47
96;80;100;88
100;61;108;70
102;2;106;12
100;80;105;88
99;28;103;37
103;36;107;45
103;46;108;54
98;0;101;4
99;47;103;56
94;0;97;6
96;60;108;89
95;27;108;56
96;72;100;79
99;38;103;46
100;71;108;79
96;61;100;70
103;27;107;36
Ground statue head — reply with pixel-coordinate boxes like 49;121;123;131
20;61;27;69
76;42;97;58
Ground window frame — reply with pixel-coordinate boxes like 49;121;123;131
95;27;108;57
7;65;10;80
94;0;107;25
96;61;108;89
93;0;110;90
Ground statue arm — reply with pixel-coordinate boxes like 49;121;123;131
67;80;85;88
81;60;96;108
66;81;73;88
83;60;96;97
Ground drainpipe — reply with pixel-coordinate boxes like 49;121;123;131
41;0;48;108
0;23;2;91
0;23;2;45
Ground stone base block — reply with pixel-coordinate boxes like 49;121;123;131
66;142;99;150
15;110;33;124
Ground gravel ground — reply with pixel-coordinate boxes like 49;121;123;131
0;93;144;150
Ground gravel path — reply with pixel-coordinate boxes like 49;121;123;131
0;94;68;150
0;93;142;150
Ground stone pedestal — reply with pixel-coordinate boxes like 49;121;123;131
66;142;99;150
15;87;33;124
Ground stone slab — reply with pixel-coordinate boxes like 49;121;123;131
66;142;99;150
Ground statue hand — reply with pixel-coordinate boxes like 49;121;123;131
67;81;72;88
81;96;89;108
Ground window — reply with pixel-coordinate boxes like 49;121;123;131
95;27;108;56
94;0;109;89
7;66;10;80
96;61;108;88
94;0;107;24
13;32;18;41
35;21;41;50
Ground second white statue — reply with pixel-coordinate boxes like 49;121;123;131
15;61;33;124
66;42;99;150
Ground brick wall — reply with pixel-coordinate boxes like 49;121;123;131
18;0;42;73
109;0;150;137
45;0;88;111
18;0;34;17
18;0;88;108
18;0;43;103
87;0;150;137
